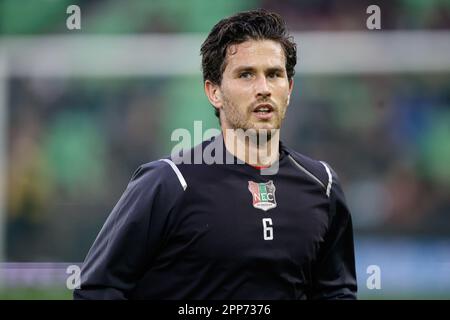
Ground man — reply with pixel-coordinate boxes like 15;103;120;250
74;9;357;300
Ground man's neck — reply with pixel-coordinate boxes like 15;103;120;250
222;127;280;167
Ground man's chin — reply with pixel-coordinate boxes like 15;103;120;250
243;127;280;141
252;123;280;133
227;120;281;137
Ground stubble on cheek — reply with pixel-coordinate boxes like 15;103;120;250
221;93;252;130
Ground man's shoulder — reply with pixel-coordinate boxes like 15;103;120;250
130;158;188;192
169;135;219;166
131;136;219;193
282;144;338;196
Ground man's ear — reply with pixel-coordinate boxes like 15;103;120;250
287;78;294;105
204;80;223;111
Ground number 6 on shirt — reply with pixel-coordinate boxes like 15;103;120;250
262;218;273;240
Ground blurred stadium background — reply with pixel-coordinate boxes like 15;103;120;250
1;0;450;299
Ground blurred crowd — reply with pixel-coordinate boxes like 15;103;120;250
1;0;450;35
286;74;450;235
2;0;450;261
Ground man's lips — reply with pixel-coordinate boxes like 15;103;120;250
253;103;274;113
252;103;275;120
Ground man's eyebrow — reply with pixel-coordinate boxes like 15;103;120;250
232;66;256;73
265;66;285;73
232;66;285;73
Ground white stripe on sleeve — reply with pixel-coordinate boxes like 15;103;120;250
159;159;187;191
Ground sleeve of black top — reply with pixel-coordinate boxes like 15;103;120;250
309;168;358;300
73;161;183;300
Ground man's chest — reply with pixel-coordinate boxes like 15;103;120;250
165;174;330;266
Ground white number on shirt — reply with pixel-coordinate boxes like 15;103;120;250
262;218;273;240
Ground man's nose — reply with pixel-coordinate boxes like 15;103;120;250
255;76;271;98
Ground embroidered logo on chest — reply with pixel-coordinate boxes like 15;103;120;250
248;180;277;211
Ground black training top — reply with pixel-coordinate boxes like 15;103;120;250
74;134;357;300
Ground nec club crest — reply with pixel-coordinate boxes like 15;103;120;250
248;180;277;211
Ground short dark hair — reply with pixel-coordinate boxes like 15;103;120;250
201;9;297;118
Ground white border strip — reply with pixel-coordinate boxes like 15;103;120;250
1;32;450;77
320;161;333;198
159;159;187;191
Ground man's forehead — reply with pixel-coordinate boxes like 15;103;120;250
225;40;286;68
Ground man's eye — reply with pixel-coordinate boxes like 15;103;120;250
239;72;252;79
268;72;280;78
